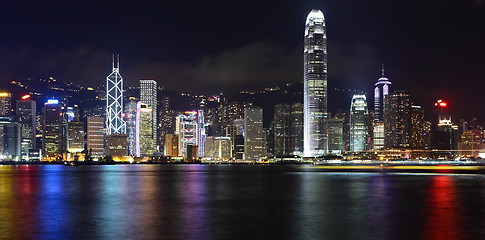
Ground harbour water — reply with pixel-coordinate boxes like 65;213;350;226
0;164;484;240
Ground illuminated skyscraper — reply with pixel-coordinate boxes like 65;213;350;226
140;79;157;151
350;95;368;151
124;100;137;156
384;90;411;148
304;9;327;157
106;54;125;135
374;65;392;121
136;102;154;157
87;116;105;157
16;95;36;159
0;92;11;116
42;99;63;160
244;105;263;160
373;66;391;150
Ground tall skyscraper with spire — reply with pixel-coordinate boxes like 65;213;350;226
374;65;392;121
106;54;126;135
304;9;327;157
373;65;391;150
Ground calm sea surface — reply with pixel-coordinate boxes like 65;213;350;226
0;164;484;240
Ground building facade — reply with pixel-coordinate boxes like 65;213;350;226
350;94;368;151
304;9;327;157
244;105;264;160
140;79;157;151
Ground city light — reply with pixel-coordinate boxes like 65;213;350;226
0;92;9;97
46;99;59;105
21;94;31;100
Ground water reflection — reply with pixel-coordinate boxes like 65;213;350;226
0;165;484;240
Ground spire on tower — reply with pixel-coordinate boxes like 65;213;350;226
381;64;385;77
117;54;120;69
112;54;115;70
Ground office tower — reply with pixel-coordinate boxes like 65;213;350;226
136;102;154;157
244;105;263;160
106;54;125;135
0;92;11;116
431;99;452;150
204;136;232;159
304;9;327;157
197;110;206;156
176;111;198;158
67;122;85;154
124;100;137;156
140;79;157;151
410;105;425;148
374;65;392;121
87;116;105;157
327;117;344;154
290;103;304;155
106;134;127;159
16;95;36;159
459;131;481;156
384;90;411;148
273;104;291;156
232;118;245;160
165;134;179;157
0;116;21;160
42;99;63;160
350;94;368;151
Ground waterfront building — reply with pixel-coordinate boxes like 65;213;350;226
176;111;198;158
327;117;344;154
106;54;126;135
124;100;137;156
0;92;11;116
459;131;481;157
384;90;411;148
304;9;327;157
244;105;263;160
106;134;127;160
136;102;154;157
87;116;105;157
164;134;179;157
350;94;368;151
140;79;157;151
204;136;232;159
42;99;63;160
410;105;425;148
431;99;452;150
67;122;85;154
16;95;36;159
0;116;21;160
290;103;304;155
273;104;291;156
197;110;206;156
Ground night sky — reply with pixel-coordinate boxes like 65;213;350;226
1;0;484;120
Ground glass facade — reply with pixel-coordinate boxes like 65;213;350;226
304;9;327;157
350;94;368;151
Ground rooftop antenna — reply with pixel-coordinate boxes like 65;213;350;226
381;64;385;77
117;54;120;69
112;54;115;70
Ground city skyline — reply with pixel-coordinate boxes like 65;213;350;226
0;1;484;120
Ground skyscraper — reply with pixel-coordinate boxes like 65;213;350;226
106;54;125;135
304;9;327;157
374;65;392;121
43;99;63;160
273;104;291;156
350;95;368;151
244;105;264;160
16;95;36;159
87;116;105;157
384;90;411;148
0;92;11;116
373;66;391;150
136;102;154;157
140;79;157;151
290;103;304;155
124;100;137;156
